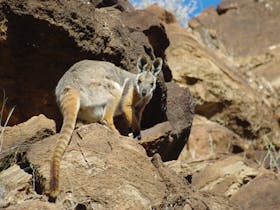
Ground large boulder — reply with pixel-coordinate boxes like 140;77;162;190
0;118;239;209
231;173;280;210
0;115;55;170
165;82;195;159
179;115;249;161
0;114;55;153
28;124;166;209
140;82;195;161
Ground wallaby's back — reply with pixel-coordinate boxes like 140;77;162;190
56;60;134;106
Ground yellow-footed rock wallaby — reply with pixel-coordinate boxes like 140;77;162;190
49;55;163;199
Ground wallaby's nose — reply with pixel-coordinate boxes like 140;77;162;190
142;89;147;96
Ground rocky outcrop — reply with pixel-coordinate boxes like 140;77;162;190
166;155;280;210
190;0;280;57
0;121;239;210
189;0;280;102
28;124;167;209
146;4;280;146
172;155;280;210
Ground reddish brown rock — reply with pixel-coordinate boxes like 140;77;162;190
140;121;173;158
191;0;280;57
165;82;195;160
190;0;280;102
179;115;249;161
231;173;280;210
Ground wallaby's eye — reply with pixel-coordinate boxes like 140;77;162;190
137;80;142;85
150;82;153;87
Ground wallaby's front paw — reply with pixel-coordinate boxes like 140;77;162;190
128;132;141;140
136;135;141;140
133;132;141;140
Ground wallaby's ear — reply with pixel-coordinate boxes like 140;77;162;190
152;57;163;76
137;55;148;73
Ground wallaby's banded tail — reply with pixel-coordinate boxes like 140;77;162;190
49;87;80;199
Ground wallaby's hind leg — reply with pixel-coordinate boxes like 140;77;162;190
103;97;120;134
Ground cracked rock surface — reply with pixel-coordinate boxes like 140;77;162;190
1;123;236;210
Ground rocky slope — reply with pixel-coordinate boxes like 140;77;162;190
189;0;280;118
0;0;280;210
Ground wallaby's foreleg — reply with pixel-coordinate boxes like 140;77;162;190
135;99;149;127
123;105;141;139
133;98;150;139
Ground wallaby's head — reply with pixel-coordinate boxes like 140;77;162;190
135;56;163;98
